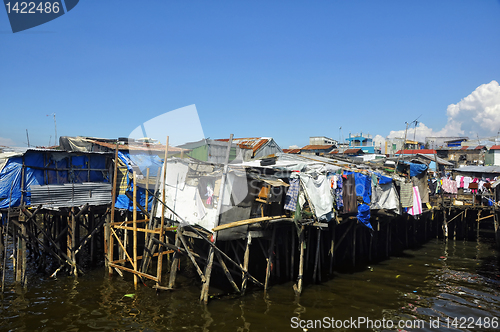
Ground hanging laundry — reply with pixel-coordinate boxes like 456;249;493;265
299;172;334;221
412;172;429;204
371;182;401;214
442;178;457;194
408;186;422;216
400;181;414;208
342;173;357;214
284;178;300;211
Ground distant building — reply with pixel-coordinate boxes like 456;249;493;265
215;137;282;159
300;144;335;156
309;136;338;146
485;145;500;166
425;136;468;149
177;139;253;163
346;132;379;154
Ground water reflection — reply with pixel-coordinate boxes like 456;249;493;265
0;238;499;331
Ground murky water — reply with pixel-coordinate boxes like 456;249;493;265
1;236;500;331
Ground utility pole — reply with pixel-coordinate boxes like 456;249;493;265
26;129;30;147
47;113;57;146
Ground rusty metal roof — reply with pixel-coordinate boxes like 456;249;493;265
87;139;183;153
216;137;271;153
300;144;335;151
343;148;364;154
283;148;301;154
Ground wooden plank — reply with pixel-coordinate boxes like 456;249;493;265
110;219;149;226
113;226;160;234
212;215;288;232
109;263;158;282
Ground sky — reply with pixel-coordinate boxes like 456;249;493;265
1;0;500;149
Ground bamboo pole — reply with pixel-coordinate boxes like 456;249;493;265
168;234;181;288
157;136;169;287
200;134;233;304
214;250;240;293
133;171;138;288
212;215;288;232
241;233;252;295
108;143;119;275
178;229;205;282
293;226;305;296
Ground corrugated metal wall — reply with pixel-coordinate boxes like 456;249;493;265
30;183;112;208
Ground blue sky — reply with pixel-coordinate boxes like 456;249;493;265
1;1;500;149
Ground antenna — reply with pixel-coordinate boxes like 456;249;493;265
47;113;57;146
26;129;30;147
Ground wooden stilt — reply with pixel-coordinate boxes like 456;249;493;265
133;171;138;288
312;227;321;282
108;143;119;275
241;233;252;295
157;136;169;287
293;226;305;296
200;135;233;304
386;221;390;257
352;222;357;267
476;210;481;240
291;226;296;280
168;234;181;288
178;229;205;282
264;226;277;291
214;250;240;293
329;222;335;274
21;222;27;288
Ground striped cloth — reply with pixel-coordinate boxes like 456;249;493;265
284;178;300;211
408;186;422;215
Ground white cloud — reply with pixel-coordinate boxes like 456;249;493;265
0;137;16;147
387;122;436;142
373;135;386;148
387;80;500;141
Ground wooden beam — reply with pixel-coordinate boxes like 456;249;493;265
109;263;158;282
212;215;288;232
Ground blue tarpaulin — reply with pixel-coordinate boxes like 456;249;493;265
345;171;371;204
0;150;109;210
114;151;161;211
357;203;372;229
374;172;392;185
409;163;428;177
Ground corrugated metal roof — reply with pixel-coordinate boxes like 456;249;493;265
216;137;271;154
282;148;301;154
87;139;183;153
300;144;334;150
453;166;500;174
490;145;500;150
30;183;112;208
395;149;437;155
415;153;454;166
343;148;364;154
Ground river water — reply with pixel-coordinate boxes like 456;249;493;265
1;235;500;331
